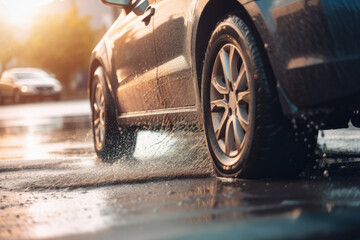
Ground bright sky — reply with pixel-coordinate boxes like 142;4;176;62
0;0;54;26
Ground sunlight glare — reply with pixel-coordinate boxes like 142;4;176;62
0;0;53;26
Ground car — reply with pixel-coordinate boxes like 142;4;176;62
0;68;62;104
88;0;360;179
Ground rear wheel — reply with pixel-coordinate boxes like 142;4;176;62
202;14;317;179
91;66;137;161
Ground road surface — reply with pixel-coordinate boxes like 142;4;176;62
1;100;360;239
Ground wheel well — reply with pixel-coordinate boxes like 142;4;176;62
89;59;102;99
89;59;120;118
195;0;259;97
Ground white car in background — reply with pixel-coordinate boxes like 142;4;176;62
0;68;62;104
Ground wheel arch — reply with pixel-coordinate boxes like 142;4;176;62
88;58;102;102
88;54;120;118
194;0;278;106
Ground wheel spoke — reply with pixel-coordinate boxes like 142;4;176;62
236;105;249;132
219;49;231;94
100;94;105;107
93;102;100;114
94;118;100;127
229;46;240;89
219;49;231;84
211;99;228;112
95;87;100;107
234;64;246;91
237;90;250;104
233;116;245;149
224;117;235;155
95;85;104;109
100;108;105;125
215;109;229;140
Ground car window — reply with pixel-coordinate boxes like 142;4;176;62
14;71;49;80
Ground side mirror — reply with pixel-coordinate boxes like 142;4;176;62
101;0;131;7
132;0;149;16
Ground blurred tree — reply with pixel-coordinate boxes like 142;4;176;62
0;19;18;71
22;7;96;93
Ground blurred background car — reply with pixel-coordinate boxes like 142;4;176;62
0;68;62;104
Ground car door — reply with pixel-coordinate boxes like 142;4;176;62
152;0;197;108
108;0;163;113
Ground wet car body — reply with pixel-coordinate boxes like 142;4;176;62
90;0;360;127
0;68;62;103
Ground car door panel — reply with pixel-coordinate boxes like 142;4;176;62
153;0;197;108
107;0;164;114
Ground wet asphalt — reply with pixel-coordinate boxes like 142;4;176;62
1;100;360;240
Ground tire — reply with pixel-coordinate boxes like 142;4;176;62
201;14;317;179
90;66;137;161
13;90;22;104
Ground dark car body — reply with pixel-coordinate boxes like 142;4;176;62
89;0;360;127
0;68;62;103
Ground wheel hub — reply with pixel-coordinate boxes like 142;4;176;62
229;91;237;113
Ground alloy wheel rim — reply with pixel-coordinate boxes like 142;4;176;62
210;43;251;162
93;82;106;149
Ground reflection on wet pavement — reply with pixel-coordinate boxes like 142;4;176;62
1;100;360;239
2;176;360;239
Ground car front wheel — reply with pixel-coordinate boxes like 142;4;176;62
202;14;317;179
